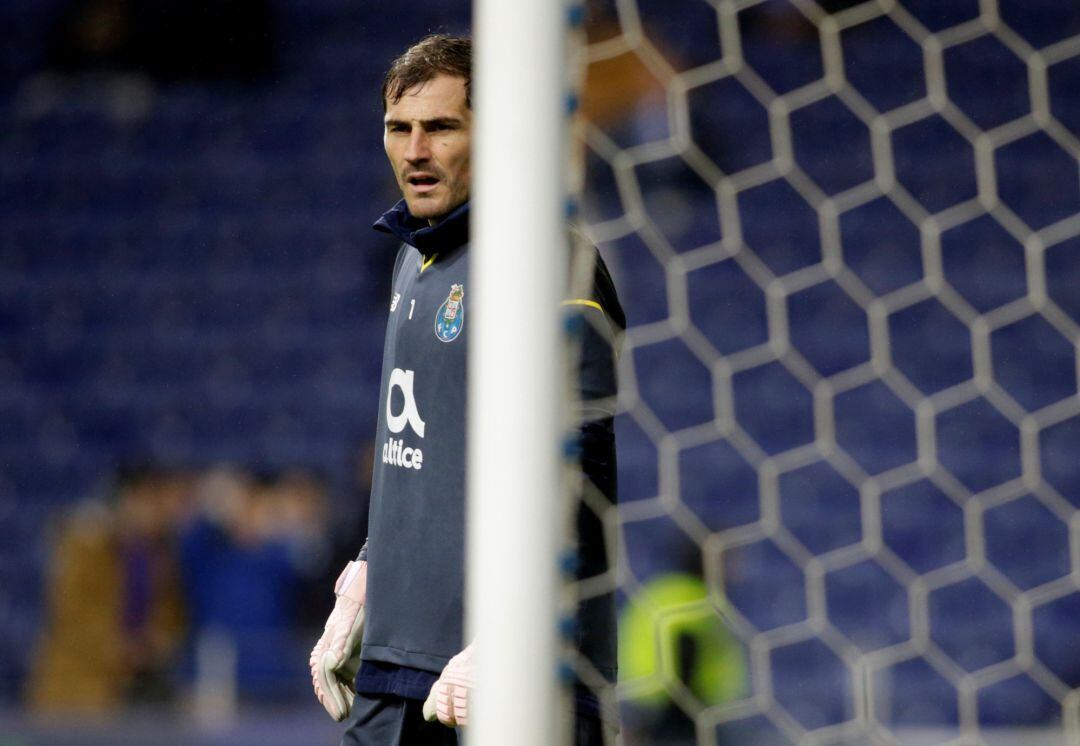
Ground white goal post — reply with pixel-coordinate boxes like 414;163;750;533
468;1;570;745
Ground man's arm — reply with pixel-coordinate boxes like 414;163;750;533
423;249;625;728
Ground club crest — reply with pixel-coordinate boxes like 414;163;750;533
434;283;465;343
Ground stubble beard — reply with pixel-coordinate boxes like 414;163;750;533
406;195;444;221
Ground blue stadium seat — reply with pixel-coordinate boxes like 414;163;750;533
788;279;871;377
1040;415;1080;504
790;96;874;196
944;36;1030;130
928;577;1015;672
632;338;714;432
679;438;759;531
738;179;821;276
874;656;960;729
769;638;853;730
738;0;824;95
880;480;966;574
635;158;721;253
842;16;925;114
688;76;772;175
839;199;923;294
825;559;910;652
732;361;814;455
779;461;861;555
984;495;1070;590
722;538;807;632
686;258;768;357
834;381;918;475
998;0;1080;49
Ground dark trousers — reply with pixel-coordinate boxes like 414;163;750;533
341;693;455;746
341;692;610;746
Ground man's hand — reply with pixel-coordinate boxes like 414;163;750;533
423;642;474;727
309;560;367;721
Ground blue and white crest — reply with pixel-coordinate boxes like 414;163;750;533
434;283;465;343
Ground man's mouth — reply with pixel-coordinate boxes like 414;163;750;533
407;173;440;194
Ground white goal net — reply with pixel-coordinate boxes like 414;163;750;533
567;0;1080;744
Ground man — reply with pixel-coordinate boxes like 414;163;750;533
309;34;623;745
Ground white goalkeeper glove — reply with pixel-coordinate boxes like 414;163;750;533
309;560;367;721
423;641;475;727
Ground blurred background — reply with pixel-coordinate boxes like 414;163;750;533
3;0;1080;744
1;0;468;743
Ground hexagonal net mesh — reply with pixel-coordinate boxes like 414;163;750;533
563;1;1080;744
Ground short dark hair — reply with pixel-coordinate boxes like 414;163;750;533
381;34;472;111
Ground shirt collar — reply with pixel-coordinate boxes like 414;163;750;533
373;200;470;254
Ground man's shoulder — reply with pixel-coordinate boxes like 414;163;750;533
566;230;626;332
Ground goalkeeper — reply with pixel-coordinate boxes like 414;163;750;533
308;34;624;745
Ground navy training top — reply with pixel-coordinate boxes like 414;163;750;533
355;200;624;714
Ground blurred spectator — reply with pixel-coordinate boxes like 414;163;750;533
262;469;331;576
46;0;277;81
295;442;376;631
25;467;191;713
580;5;666;141
179;466;328;701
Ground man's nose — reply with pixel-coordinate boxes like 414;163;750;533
405;129;431;162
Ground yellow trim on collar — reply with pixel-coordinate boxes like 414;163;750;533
421;253;439;272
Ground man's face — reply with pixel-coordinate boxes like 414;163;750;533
384;74;471;223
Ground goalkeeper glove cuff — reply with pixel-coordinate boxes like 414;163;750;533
309;559;367;721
